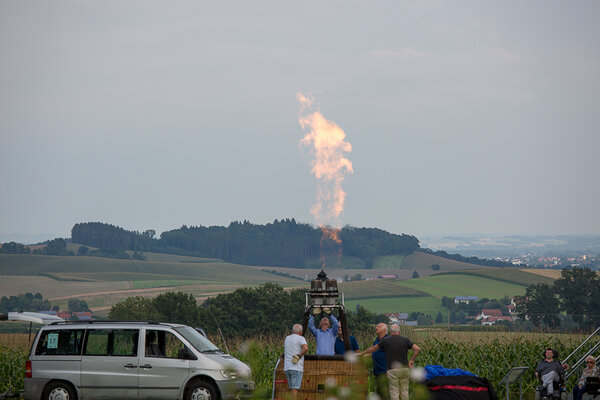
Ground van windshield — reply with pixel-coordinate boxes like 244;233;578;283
173;326;220;353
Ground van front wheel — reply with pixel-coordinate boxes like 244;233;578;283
44;382;76;400
186;380;218;400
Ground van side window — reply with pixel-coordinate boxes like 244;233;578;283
84;329;139;357
145;330;188;359
35;330;84;356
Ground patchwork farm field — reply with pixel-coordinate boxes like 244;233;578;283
433;268;555;286
339;268;554;315
0;252;560;317
0;253;304;312
396;273;529;299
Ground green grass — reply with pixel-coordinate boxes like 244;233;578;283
373;255;405;269
395;274;528;299
339;279;428;299
401;251;488;271
345;295;444;316
435;268;555;286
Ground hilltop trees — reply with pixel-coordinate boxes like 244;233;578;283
71;220;420;268
0;241;30;254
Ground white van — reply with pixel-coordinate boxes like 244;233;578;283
24;321;254;400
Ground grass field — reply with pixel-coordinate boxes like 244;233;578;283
0;253;303;312
433;268;555;286
401;251;490;271
0;251;563;319
345;295;444;316
395;273;528;299
339;279;428;299
373;255;405;268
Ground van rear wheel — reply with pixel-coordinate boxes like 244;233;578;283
44;382;76;400
186;380;218;400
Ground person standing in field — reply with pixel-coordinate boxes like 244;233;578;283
307;312;338;355
372;322;390;400
359;323;420;400
334;325;359;355
284;324;309;399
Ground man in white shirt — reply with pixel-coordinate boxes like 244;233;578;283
284;324;309;398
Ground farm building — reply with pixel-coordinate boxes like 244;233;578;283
454;296;478;304
480;316;513;326
475;309;503;320
384;312;408;324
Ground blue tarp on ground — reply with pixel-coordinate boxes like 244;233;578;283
426;365;478;381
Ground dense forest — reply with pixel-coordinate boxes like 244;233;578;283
70;220;420;268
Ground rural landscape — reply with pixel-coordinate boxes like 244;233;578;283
2;1;599;400
1;221;599;399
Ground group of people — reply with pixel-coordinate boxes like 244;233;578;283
535;348;599;400
286;317;600;400
283;313;420;400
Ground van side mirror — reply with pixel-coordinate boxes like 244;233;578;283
178;347;197;360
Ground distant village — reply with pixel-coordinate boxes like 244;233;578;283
493;253;600;268
382;296;518;327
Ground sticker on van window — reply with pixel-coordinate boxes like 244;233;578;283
47;333;59;349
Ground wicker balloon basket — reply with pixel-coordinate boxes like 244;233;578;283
272;354;368;400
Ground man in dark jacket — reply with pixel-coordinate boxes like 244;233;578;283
360;323;421;400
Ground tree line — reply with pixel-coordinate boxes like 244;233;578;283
108;283;388;336
515;267;600;330
70;219;420;268
420;248;522;268
0;292;51;313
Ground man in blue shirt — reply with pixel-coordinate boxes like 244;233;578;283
372;323;390;400
334;326;359;355
308;314;338;355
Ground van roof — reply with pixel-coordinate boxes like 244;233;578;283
47;320;186;328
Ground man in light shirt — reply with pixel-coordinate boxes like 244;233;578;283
284;324;309;399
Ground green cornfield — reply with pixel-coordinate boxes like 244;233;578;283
1;329;594;399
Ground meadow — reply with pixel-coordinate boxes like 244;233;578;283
345;295;444;316
1;328;593;400
0;249;557;318
395;273;529;299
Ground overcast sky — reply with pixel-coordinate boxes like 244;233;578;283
1;1;599;243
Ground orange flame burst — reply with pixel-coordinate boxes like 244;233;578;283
297;93;353;269
319;226;342;269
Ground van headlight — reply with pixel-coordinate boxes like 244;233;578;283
220;369;237;379
237;367;251;379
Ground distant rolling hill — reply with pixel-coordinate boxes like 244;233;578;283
0;252;305;314
401;250;491;271
0;247;560;318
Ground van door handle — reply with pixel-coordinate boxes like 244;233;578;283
140;364;152;369
124;364;137;369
